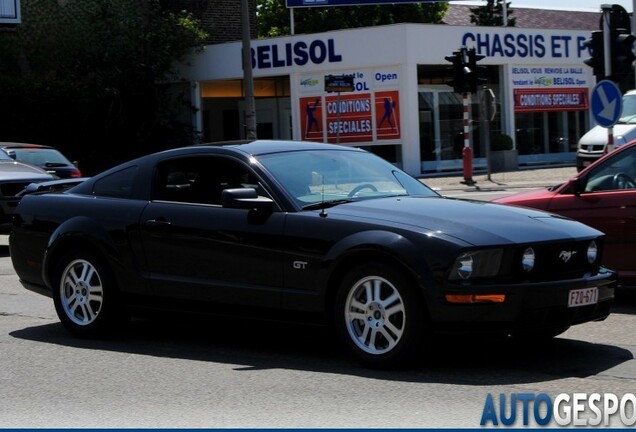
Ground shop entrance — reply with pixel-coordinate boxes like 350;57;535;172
418;86;485;173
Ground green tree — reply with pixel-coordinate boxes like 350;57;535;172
470;0;516;27
257;0;449;38
0;0;207;174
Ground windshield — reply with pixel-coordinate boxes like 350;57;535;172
0;150;13;161
9;148;71;166
619;94;636;124
257;149;438;206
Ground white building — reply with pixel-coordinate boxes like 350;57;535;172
180;22;598;176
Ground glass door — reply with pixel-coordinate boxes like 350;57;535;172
419;87;467;172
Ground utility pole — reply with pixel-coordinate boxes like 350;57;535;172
633;0;636;86
241;0;257;140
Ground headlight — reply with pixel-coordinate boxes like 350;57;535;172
454;253;473;280
587;240;598;264
449;249;503;281
522;247;535;272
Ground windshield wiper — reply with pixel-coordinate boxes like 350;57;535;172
619;114;636;124
302;199;353;210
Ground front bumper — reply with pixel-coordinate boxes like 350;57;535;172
576;150;605;170
430;269;615;335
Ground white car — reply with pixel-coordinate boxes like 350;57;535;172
576;89;636;171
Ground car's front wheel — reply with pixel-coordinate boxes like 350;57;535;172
334;262;426;368
53;249;125;337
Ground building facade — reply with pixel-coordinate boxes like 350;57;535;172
180;22;597;176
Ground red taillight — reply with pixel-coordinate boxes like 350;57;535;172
70;169;82;178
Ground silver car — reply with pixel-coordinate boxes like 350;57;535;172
0;150;54;230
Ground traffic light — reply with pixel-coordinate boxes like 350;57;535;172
584;4;636;83
445;48;469;94
467;48;488;93
445;48;487;94
610;28;636;82
583;30;604;79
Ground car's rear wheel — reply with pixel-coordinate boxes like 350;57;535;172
334;262;426;368
53;249;125;337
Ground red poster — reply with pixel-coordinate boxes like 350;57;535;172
299;96;324;142
325;93;373;144
375;91;401;140
514;88;589;113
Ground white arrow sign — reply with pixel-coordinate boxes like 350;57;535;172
597;86;617;122
591;80;623;128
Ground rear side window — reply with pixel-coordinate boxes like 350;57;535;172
93;166;138;198
153;156;262;205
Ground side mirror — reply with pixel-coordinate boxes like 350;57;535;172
221;188;273;210
570;177;585;196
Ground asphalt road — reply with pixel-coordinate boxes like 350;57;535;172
1;237;636;428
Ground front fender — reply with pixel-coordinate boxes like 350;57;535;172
321;230;447;299
324;230;420;267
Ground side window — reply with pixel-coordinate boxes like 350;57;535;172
153;156;263;205
93;166;138;198
585;146;636;192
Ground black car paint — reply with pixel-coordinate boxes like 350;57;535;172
10;141;615;357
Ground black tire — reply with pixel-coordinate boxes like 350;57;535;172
52;248;126;337
334;261;426;369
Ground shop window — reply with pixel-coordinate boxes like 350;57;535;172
515;110;587;158
359;145;401;165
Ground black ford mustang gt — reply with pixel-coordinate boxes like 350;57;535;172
10;140;615;368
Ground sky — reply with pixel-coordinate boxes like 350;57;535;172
449;0;633;13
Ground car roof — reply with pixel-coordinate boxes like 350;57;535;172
0;142;54;150
205;139;365;156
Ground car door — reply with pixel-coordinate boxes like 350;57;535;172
139;154;285;308
547;145;636;281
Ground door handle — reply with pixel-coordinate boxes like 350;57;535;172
144;218;172;227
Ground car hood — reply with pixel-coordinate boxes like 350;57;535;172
492;187;559;208
326;196;599;246
579;124;636;145
0;161;54;181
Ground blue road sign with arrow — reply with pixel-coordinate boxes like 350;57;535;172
591;80;623;128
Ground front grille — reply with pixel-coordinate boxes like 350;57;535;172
579;144;605;154
509;240;601;282
0;182;31;197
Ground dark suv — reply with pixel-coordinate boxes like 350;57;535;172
0;143;81;178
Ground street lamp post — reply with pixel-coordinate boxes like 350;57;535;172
241;0;257;140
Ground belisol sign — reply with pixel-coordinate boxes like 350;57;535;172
286;0;459;6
